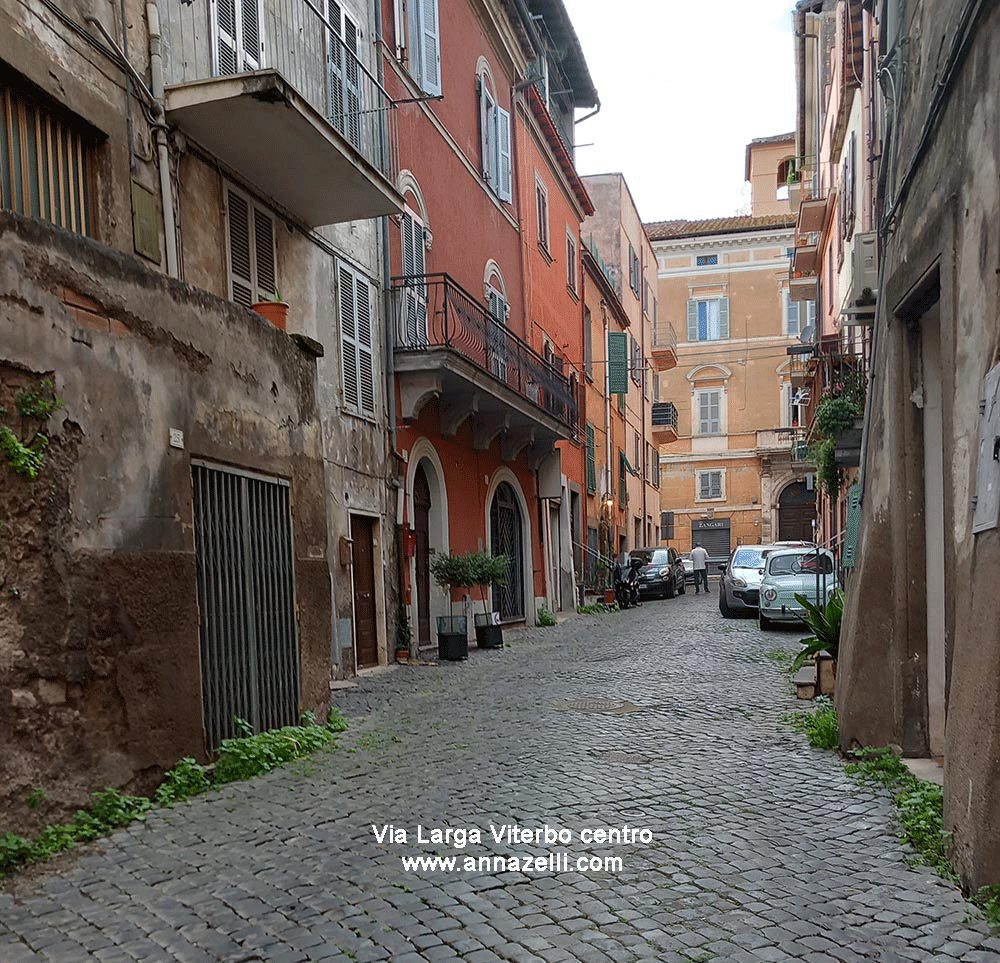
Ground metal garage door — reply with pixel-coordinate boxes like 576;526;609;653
691;519;731;562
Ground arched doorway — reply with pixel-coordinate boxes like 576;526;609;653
490;482;524;621
413;464;432;645
778;481;816;542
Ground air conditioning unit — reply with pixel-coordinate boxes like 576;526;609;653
843;232;877;326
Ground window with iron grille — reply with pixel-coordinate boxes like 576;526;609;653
1;85;94;236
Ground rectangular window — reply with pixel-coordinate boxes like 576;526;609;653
585;423;596;493
213;0;263;75
634;430;640;473
697;389;721;435
643;279;650;316
696;254;718;266
628;244;640;296
339;261;377;416
565;229;577;293
479;81;511;202
653;372;660;403
225;182;277;306
584;307;593;379
698;470;723;500
686;297;730;341
536;177;549;252
403;0;441;95
1;86;94;236
618;449;627;506
787;295;816;337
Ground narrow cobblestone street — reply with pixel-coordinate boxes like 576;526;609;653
2;589;998;963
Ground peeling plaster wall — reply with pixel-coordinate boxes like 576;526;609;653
0;214;332;835
836;1;1000;887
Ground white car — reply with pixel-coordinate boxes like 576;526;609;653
758;547;839;630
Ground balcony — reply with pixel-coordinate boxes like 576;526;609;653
392;275;578;465
789;354;812;391
789;274;818;302
650;322;678;371
757;428;811;463
650;402;678;444
162;1;403;226
792;239;819;274
797;191;830;235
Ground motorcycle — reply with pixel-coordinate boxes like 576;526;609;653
613;555;643;609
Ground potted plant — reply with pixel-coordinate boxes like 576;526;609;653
429;552;473;661
467;552;509;649
252;285;289;331
394;607;412;663
791;588;844;695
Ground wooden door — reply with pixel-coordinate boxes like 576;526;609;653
350;515;378;667
778;482;816;542
413;465;432;645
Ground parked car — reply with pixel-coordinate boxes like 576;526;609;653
758;547;839;630
718;544;772;617
630;547;686;600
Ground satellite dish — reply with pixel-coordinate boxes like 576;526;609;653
798;324;815;344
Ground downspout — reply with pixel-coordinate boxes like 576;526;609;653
602;301;612;542
145;2;179;278
639;243;647;538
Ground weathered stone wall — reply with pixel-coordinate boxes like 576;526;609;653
836;1;1000;887
0;213;332;835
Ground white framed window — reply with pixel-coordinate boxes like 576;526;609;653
338;261;377;416
479;73;511;202
485;268;509;381
225;181;276;307
696;254;718;267
686;297;730;342
565;229;577;293
212;0;263;75
786;295;816;337
781;381;809;429
400;206;427;346
402;0;441;96
697;469;724;501
535;176;549;252
696;388;722;435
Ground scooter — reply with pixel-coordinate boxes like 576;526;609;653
613;555;643;609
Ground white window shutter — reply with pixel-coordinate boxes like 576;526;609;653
480;82;495;186
420;0;441;96
342;12;362;150
787;295;799;335
686;299;698;341
252;207;276;303
226;186;254;306
240;0;262;69
401;211;427;346
719;297;730;339
406;0;422;87
356;277;375;414
497;106;511;202
214;0;239;75
339;264;359;409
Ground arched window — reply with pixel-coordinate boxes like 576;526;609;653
490;482;524;620
484;262;509;380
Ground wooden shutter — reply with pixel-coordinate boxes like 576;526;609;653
406;0;422;87
252;206;276;303
687;299;698;340
420;0;441;96
342;13;362;150
401;211;427;346
585;424;596;493
327;1;345;133
480;82;495;187
607;331;628;395
240;0;262;70
356;276;375;414
719;297;730;339
497;106;511;202
214;0;239;75
226;185;254;306
339;264;359;409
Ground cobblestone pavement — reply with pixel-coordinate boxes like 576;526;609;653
2;586;999;963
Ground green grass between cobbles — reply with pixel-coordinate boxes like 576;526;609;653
0;710;348;879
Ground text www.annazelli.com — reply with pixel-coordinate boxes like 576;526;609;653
399;852;624;874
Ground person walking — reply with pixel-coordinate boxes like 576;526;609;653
690;543;709;594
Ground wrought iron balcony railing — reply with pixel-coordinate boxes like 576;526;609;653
392;274;578;431
651;401;679;430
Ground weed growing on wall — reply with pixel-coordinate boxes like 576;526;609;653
0;379;64;479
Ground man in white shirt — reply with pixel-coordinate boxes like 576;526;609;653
690;543;709;594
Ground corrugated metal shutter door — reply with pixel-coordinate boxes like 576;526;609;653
691;520;730;561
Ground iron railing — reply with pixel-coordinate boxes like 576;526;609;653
392;273;578;431
651;401;679;430
163;0;397;181
653;321;679;354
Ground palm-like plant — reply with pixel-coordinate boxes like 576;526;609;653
790;589;844;672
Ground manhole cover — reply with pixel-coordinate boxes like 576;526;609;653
551;698;640;714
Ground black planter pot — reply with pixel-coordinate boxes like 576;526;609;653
436;615;468;661
474;613;504;649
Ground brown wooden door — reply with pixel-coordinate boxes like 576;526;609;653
351;515;378;667
778;482;816;542
413;465;431;645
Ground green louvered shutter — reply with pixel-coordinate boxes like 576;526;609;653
586;424;596;493
843;483;862;569
608;331;628;395
719;297;730;339
687;299;698;341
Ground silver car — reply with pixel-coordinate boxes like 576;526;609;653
718;545;771;617
758;547;839;630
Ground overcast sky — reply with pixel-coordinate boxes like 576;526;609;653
568;0;797;224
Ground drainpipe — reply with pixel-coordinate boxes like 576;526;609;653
602;300;612;541
640;243;647;539
145;2;179;278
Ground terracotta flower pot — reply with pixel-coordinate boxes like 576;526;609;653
252;300;289;330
